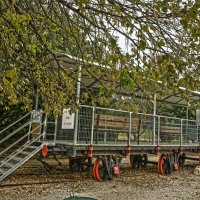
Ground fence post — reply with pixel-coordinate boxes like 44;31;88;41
157;116;160;145
73;110;79;145
28;112;33;141
128;112;132;146
42;114;48;140
153;93;157;145
153;117;156;145
90;107;95;145
197;124;199;144
180;119;183;146
54;116;58;142
73;66;82;145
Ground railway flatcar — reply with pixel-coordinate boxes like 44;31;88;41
0;54;200;181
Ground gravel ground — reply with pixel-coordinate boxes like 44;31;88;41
0;157;200;200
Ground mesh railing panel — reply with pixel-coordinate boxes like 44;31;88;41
56;117;74;141
77;107;93;144
93;108;129;144
182;120;198;145
159;117;181;145
130;114;157;145
43;106;199;146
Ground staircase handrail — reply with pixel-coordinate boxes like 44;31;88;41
0;112;44;145
0;113;30;135
0;133;29;158
0;134;44;180
0;123;44;164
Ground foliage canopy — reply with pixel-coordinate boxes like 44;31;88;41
0;0;199;113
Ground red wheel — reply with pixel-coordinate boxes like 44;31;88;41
42;145;48;158
93;158;99;181
158;154;166;175
158;154;172;175
93;157;106;181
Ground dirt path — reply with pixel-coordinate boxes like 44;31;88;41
0;158;200;200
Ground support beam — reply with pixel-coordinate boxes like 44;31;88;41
73;66;82;146
35;87;39;110
153;93;157;145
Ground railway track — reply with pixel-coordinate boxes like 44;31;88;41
0;179;83;188
0;162;197;189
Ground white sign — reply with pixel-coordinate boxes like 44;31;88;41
62;109;75;129
32;109;43;124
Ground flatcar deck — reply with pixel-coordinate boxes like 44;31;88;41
37;105;200;180
43;105;199;154
1;105;199;182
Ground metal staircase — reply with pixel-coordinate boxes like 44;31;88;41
0;111;45;181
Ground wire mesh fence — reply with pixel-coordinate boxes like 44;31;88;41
44;105;200;146
159;117;181;145
131;114;158;145
77;106;93;144
182;119;198;145
93;107;130;144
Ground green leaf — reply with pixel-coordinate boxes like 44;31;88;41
114;5;121;12
139;39;146;50
158;39;165;47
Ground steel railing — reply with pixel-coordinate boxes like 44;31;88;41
0;122;45;159
0;113;30;135
0;111;44;146
41;105;199;147
75;105;199;146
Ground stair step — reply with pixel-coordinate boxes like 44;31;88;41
3;162;13;168
10;156;21;162
16;149;31;154
19;151;30;155
27;145;37;149
0;168;6;174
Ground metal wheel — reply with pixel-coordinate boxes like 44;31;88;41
130;155;140;168
93;157;105;181
141;154;148;168
112;155;122;166
178;153;186;166
69;157;89;171
130;154;147;168
112;156;121;175
158;154;172;175
93;156;120;181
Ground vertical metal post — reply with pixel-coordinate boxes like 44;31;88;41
73;110;79;145
157;116;160;145
153;93;157;145
35;87;39;110
73;65;82;145
186;106;189;139
197;125;199;144
90;107;95;145
28;112;33;141
186;106;189;120
128;112;132;146
196;109;200;144
54;116;58;141
42;114;48;140
180;119;183;146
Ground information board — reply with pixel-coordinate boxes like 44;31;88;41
62;109;75;129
